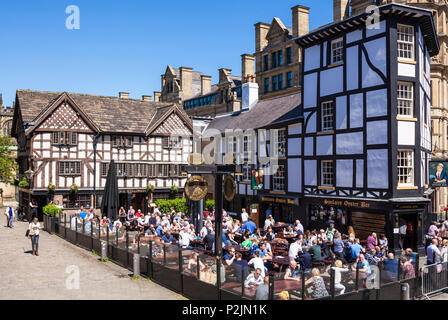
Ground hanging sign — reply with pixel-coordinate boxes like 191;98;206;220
185;175;208;201
223;175;236;202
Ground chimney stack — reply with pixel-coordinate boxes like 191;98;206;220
119;92;129;99
333;0;349;22
242;80;259;110
291;5;310;38
201;75;212;95
179;67;193;99
241;54;255;84
142;95;152;102
255;22;271;52
154;92;161;102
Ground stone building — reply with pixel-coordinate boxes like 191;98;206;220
156;65;243;117
250;5;310;100
333;0;448;212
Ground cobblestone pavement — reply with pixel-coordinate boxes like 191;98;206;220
0;221;184;300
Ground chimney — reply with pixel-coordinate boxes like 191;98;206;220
201;75;212;95
291;5;310;38
333;0;349;22
180;67;193;99
142;95;152;102
255;22;271;52
119;92;129;99
219;68;232;84
154;92;161;102
241;54;255;84
242;78;259;110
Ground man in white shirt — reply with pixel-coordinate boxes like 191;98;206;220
294;220;304;234
179;226;193;249
264;215;275;231
248;251;266;277
244;268;264;288
200;223;210;239
288;239;302;261
241;209;249;224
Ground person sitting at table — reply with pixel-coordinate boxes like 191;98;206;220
374;246;385;261
264;215;275;231
319;238;334;261
241;234;254;249
224;247;237;266
333;232;346;263
350;238;363;261
288;238;302;261
244;268;264;289
232;252;249;283
382;252;399;282
310;240;323;262
187;252;206;273
326;224;336;242
352;254;373;287
378;234;388;252
242;217;257;234
249;251;266;277
283;225;294;237
284;259;301;281
162;231;174;244
145;224;156;236
179;226;193;249
265;226;276;242
298;248;313;272
203;230;215;253
319;229;327;242
366;232;378;251
293;220;304;235
249;238;260;256
364;248;380;266
255;276;270;300
305;268;329;299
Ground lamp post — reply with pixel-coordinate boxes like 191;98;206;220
24;168;34;181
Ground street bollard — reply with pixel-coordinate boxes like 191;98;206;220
401;283;410;300
101;240;107;261
133;253;140;277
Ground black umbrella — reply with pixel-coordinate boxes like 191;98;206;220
101;160;119;221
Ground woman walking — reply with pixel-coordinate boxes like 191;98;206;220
28;217;41;256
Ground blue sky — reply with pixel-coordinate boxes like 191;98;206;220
0;0;333;106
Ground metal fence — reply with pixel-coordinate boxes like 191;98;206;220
422;261;448;298
53;212;421;300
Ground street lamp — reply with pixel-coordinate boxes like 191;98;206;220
24;169;34;180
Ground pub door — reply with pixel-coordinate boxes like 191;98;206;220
400;213;418;251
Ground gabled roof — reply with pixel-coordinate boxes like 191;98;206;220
15;90;192;136
295;3;440;57
206;92;302;132
266;17;291;40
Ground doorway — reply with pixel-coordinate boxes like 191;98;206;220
399;213;418;251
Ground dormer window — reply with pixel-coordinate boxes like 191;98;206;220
112;136;133;148
331;38;344;64
53;132;77;146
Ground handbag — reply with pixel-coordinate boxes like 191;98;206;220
25;229;30;237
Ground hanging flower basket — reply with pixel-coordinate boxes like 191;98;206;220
18;178;29;188
70;183;79;194
146;183;155;193
47;182;56;193
170;185;179;194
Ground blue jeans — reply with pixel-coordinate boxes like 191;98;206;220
8;215;13;228
31;235;39;252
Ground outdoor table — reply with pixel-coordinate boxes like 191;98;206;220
191;239;205;249
225;245;251;260
232;279;302;298
272;256;291;272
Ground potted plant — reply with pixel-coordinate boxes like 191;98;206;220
170;184;179;199
18;178;29;188
70;183;79;194
43;204;62;234
47;182;56;194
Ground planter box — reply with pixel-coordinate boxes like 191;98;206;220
44;215;60;234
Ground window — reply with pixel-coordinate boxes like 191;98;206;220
397;150;414;186
242;164;251;182
148;164;155;177
397;24;414;60
278;50;283;66
287;72;293;88
159;164;169;177
331;38;344;64
397;82;414;117
63;194;91;209
53;132;77;146
112;136;133;148
264;78;270;93
264;55;269;71
101;163;110;177
273;128;287;157
278;74;284;90
59;161;81;176
272;76;278;92
286;47;292;64
170;164;180;177
162;136;183;149
243;136;249;153
273;165;286;192
117;163;127;177
321;161;334;187
272;52;278;68
321;101;335;132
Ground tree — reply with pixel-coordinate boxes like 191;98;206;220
0;137;17;182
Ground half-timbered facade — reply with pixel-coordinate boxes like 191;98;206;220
12;90;193;219
295;3;439;254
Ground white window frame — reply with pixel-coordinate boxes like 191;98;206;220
321;161;334;187
321;101;335;132
397;150;414;186
331;38;344;64
397;24;414;61
397;82;414;117
273;128;287;157
273;165;285;192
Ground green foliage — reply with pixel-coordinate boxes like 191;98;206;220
101;257;109;263
155;198;188;214
0;137;17;183
130;275;140;280
43;204;62;217
206;199;215;211
18;177;29;188
91;250;99;256
146;183;155;193
170;184;179;193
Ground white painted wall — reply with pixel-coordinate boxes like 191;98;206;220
397;121;415;146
